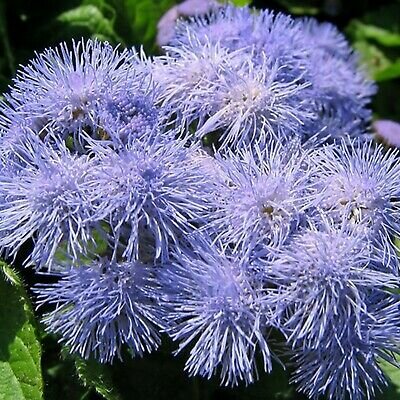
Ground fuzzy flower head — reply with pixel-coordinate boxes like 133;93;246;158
96;52;164;148
301;18;355;59
208;140;317;252
3;40;142;147
156;39;313;147
297;18;376;139
291;292;400;400
171;6;311;75
159;237;273;386
168;5;375;143
197;57;313;148
315;140;400;250
307;55;375;139
265;220;400;398
89;136;215;262
171;5;254;52
268;222;399;347
0;137;97;269
153;39;242;133
35;259;162;363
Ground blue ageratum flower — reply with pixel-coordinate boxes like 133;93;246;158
170;5;254;52
301;20;376;139
314;140;400;254
292;292;400;400
1;39;143;147
159;236;274;386
195;55;313;148
266;222;400;399
88;136;216;262
167;5;374;144
301;18;353;59
208;140;318;253
153;39;241;134
171;5;311;77
155;45;312;148
0;137;97;269
268;222;399;346
97;49;165;148
35;259;162;363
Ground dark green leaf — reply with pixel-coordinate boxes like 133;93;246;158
377;358;400;399
349;21;400;47
75;358;121;400
358;4;400;39
110;0;177;51
374;59;400;81
0;263;43;400
56;4;122;43
352;40;392;78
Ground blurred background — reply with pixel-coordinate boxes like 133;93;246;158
0;0;400;399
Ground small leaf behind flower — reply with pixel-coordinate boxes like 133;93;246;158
57;4;122;44
378;357;400;399
75;357;122;400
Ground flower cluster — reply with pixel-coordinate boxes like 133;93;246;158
0;5;398;400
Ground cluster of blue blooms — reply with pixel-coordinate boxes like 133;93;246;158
0;5;399;400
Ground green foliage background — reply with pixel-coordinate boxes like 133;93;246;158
0;0;400;399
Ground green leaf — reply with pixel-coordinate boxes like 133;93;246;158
349;21;400;47
352;40;392;78
109;0;177;51
374;59;400;81
228;0;251;6
56;4;122;43
0;263;43;400
75;358;121;400
0;262;22;286
346;4;400;84
378;358;400;399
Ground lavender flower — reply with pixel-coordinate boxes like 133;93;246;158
156;0;220;47
170;5;254;52
1;39;143;148
155;42;313;147
208;140;317;252
88;136;215;262
171;5;310;76
301;18;352;59
266;223;400;399
294;18;375;139
292;293;400;400
169;6;316;90
374;119;400;148
100;87;160;147
159;237;274;386
167;5;375;143
305;52;375;140
153;39;237;134
269;223;398;345
0;138;97;269
35;259;162;362
314;140;400;253
196;56;313;147
0;8;395;398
